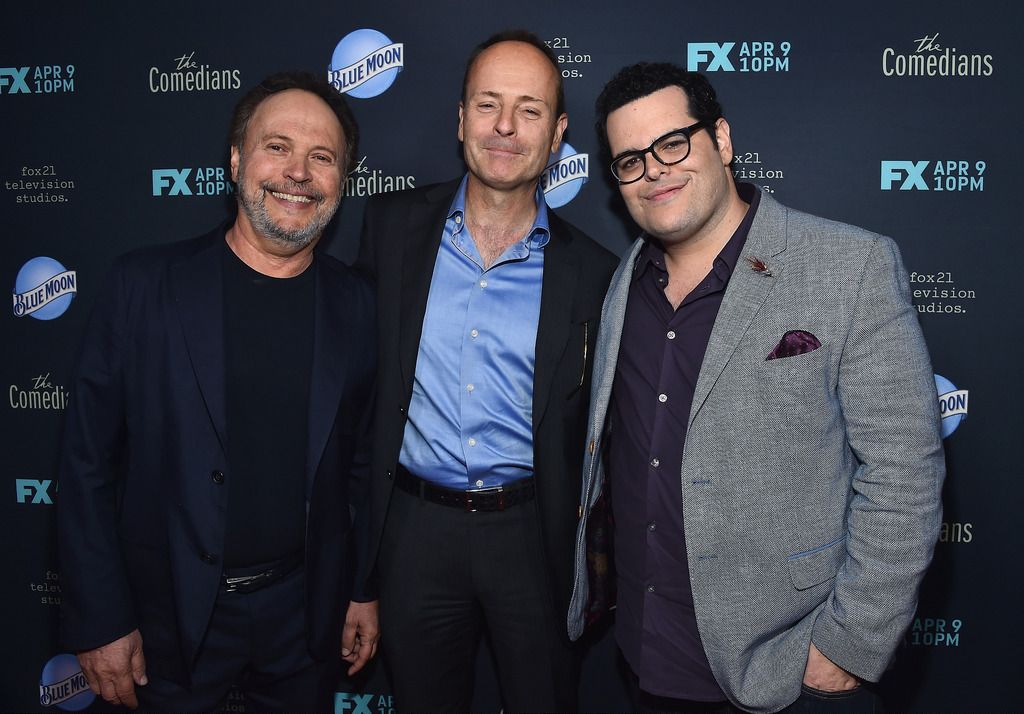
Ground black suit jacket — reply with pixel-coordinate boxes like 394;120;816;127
57;226;375;684
356;180;617;622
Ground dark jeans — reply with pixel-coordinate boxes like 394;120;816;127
781;683;882;713
628;668;882;713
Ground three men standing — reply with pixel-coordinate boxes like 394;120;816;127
58;42;944;714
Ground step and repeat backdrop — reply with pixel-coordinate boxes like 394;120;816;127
2;2;1019;711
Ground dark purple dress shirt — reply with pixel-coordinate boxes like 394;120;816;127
608;184;760;700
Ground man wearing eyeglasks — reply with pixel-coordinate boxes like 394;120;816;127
568;63;944;712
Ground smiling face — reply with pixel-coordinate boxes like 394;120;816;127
458;40;567;195
606;86;738;249
230;88;346;251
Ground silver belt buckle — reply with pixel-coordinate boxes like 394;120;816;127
224;569;274;592
465;485;504;512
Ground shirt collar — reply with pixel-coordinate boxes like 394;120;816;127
447;174;551;248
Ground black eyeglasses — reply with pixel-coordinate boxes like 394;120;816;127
609;120;711;184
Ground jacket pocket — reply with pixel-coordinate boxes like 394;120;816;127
786;535;846;590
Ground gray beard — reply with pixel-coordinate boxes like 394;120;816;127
236;161;340;249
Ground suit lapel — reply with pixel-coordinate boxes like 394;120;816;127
590;238;645;439
171;234;227;451
532;215;579;435
398;182;458;388
689;192;789;425
305;259;351;495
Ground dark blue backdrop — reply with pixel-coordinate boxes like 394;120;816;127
3;2;1019;711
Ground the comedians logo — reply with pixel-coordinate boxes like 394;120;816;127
10;373;69;411
12;257;76;320
882;33;993;77
149;51;242;93
328;29;403;99
541;142;588;208
152;167;234;197
880;160;985;192
935;374;967;439
343;155;416;197
39;654;94;710
687;42;791;72
0;64;75;94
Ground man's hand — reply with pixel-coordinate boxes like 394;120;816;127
341;600;380;676
77;629;148;709
803;642;859;692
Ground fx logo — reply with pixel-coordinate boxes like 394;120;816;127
687;43;736;71
152;168;193;196
0;67;31;93
15;478;54;504
880;161;929;190
335;692;373;714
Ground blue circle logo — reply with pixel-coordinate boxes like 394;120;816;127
13;256;77;320
935;373;968;439
541;142;589;208
39;654;94;711
328;29;404;99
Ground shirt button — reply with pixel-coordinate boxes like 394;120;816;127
470;329;479;338
455;214;462;224
650;457;660;468
468;438;477;447
667;330;676;340
648;521;657;532
658;393;668;403
467;384;475;392
646;584;656;593
475;479;484;488
479;279;488;288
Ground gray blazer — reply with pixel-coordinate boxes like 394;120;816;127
568;190;945;713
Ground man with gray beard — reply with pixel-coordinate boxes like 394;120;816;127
58;72;378;713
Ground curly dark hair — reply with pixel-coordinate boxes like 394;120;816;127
594;63;723;156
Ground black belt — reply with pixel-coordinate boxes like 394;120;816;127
395;465;535;512
221;552;303;594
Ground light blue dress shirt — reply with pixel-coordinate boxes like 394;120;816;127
399;176;549;490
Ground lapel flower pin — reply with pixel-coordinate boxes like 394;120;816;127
745;256;772;277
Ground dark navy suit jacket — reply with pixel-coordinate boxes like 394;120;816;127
57;226;375;684
357;181;617;623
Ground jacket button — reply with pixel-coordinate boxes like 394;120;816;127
385;469;393;479
200;552;216;564
211;470;225;484
399;406;406;415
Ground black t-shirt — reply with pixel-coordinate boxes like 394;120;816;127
221;241;315;567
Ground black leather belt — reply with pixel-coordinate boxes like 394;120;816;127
395;465;535;512
221;552;302;594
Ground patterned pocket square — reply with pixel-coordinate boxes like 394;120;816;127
766;330;821;360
